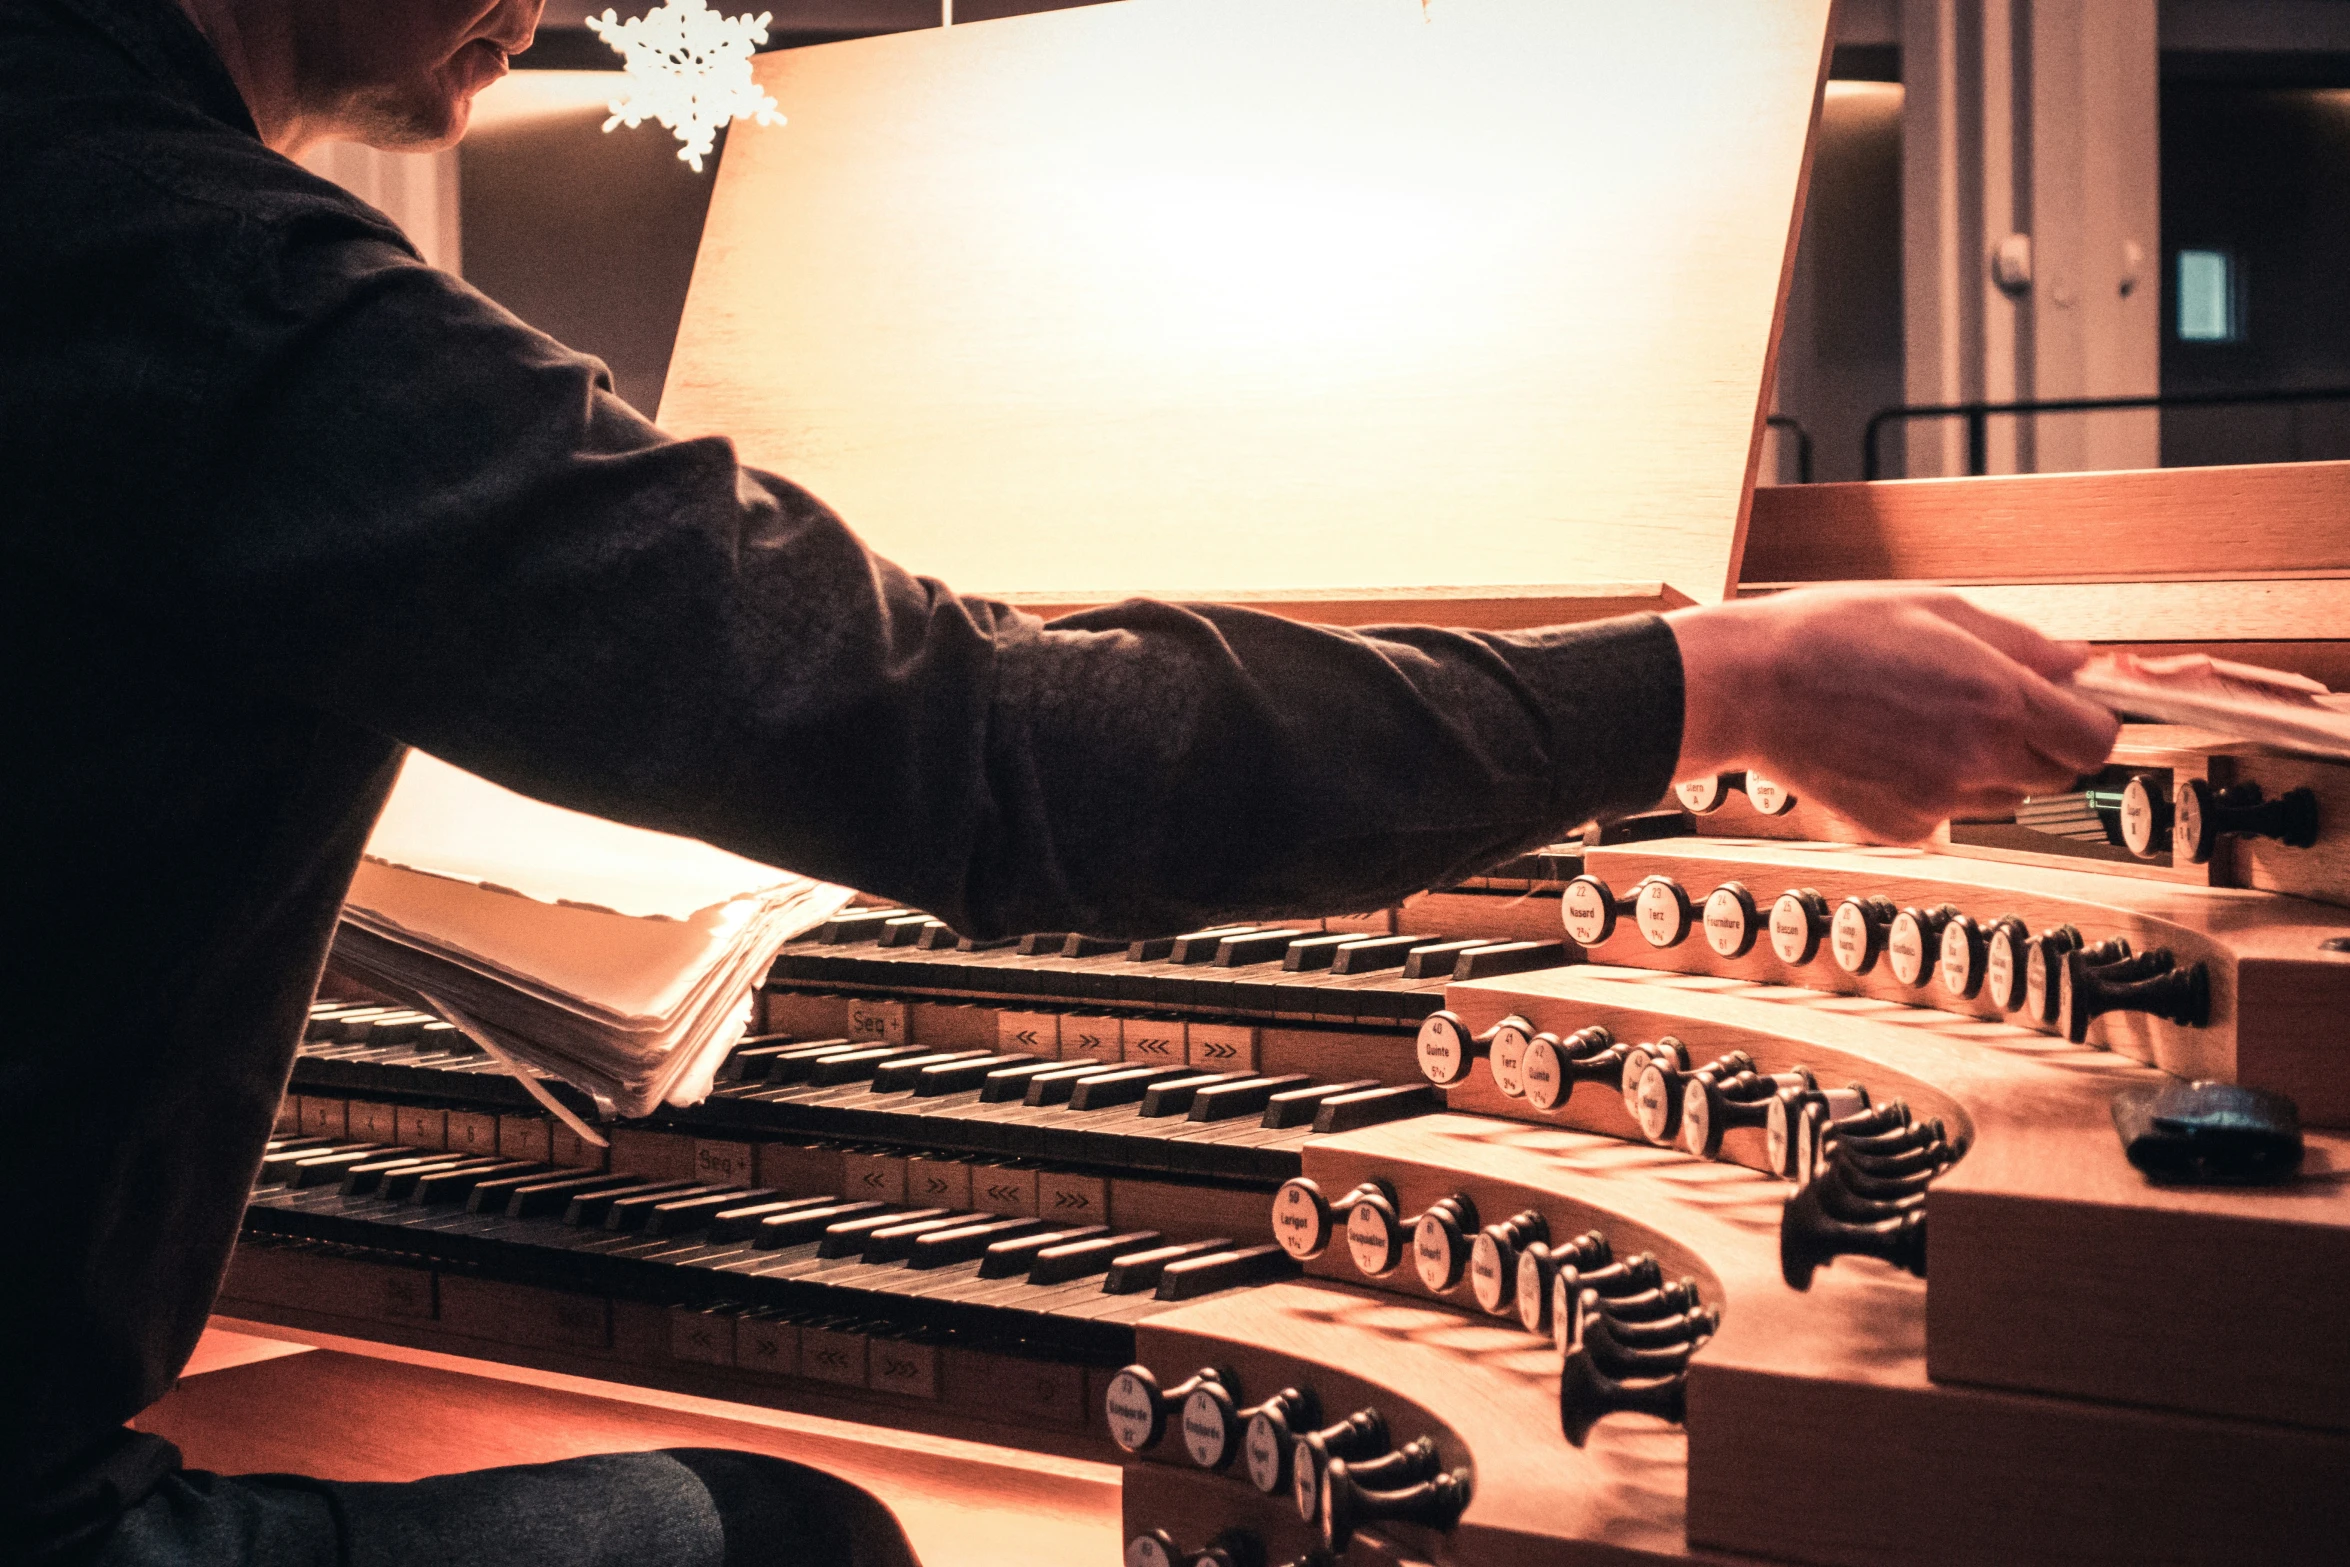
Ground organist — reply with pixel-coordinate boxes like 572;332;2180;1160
0;0;2120;1563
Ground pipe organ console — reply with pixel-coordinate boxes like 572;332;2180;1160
246;714;2350;1562
220;2;2350;1560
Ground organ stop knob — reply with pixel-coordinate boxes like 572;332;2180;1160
1469;1209;1550;1316
1290;1409;1390;1526
1105;1364;1233;1454
1412;1195;1481;1293
2176;778;2321;863
1320;1458;1473;1551
1675;772;1743;812
1830;895;1897;976
1271;1177;1396;1261
1702;881;1761;958
1769;887;1831;965
1240;1387;1321;1495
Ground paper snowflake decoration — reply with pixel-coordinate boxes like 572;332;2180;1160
587;0;785;173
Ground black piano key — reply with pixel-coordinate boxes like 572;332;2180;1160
1169;925;1259;963
859;1212;980;1264
339;1152;450;1197
564;1179;704;1226
976;1224;1109;1278
1312;1083;1438;1133
1102;1238;1232;1294
1060;935;1127;957
381;1158;505;1202
1026;1229;1167;1286
716;1036;803;1083
981;1059;1073;1102
597;1184;725;1235
259;1139;372;1180
816;907;919;943
1261;1079;1381;1128
1281;933;1364;972
753;1200;890;1248
705;1195;842;1243
904;1216;1048;1269
644;1187;781;1236
1017;932;1074;955
1066;1065;1191;1112
1153;1243;1297;1301
817;1207;949;1259
1327;935;1422;974
1400;939;1503;980
879;916;941;948
917;922;963;950
806;1045;933;1086
869;1050;993;1094
1023;1062;1125;1107
413;1160;546;1205
954;935;1019;951
915;1054;1039;1096
291;1145;409;1187
1212;929;1309;967
462;1164;596;1213
1137;1071;1249;1118
1449;939;1573;981
503;1171;641;1218
746;1040;864;1087
1186;1073;1314;1122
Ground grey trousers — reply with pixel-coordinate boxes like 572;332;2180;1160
90;1449;912;1567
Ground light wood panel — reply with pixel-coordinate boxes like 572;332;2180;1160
1741;460;2350;585
142;1323;1120;1567
659;0;1835;603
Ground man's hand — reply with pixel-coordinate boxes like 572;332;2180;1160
1665;585;2120;843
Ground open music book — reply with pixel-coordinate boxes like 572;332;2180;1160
332;752;852;1128
2068;653;2350;762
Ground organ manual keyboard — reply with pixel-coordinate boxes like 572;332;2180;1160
217;1;2349;1561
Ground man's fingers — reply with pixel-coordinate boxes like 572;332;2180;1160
1919;593;2095;682
2017;671;2122;773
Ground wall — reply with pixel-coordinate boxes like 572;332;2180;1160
1770;82;1907;484
2160;84;2350;467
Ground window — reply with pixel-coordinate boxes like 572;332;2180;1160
2176;248;2241;342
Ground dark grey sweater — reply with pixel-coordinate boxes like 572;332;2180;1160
0;0;1685;1552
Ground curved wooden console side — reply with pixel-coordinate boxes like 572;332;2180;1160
1571;838;2350;1122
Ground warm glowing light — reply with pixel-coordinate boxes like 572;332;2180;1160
586;0;784;173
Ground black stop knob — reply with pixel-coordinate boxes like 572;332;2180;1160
2176;778;2321;864
1780;1176;1929;1291
1320;1459;1473;1551
1522;1026;1623;1114
1559;1348;1690;1447
1516;1229;1611;1336
2060;947;2210;1044
1290;1409;1389;1526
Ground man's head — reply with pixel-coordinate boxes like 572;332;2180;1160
177;0;545;154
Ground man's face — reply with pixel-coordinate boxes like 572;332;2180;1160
312;0;544;149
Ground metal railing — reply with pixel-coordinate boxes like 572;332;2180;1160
1862;386;2350;480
